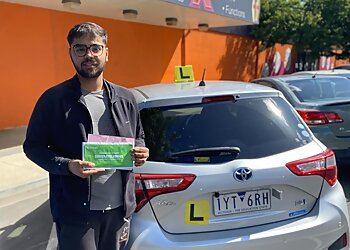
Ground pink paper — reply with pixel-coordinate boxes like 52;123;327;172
88;134;134;145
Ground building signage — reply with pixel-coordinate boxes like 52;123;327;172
161;0;260;24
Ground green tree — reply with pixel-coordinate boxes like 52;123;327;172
253;0;350;68
322;0;350;59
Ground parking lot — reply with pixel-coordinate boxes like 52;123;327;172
1;102;350;249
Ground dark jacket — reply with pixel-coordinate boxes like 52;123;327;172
23;75;145;224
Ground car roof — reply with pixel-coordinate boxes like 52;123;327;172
132;81;280;106
253;74;347;82
292;69;350;76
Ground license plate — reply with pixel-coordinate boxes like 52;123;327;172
213;189;271;216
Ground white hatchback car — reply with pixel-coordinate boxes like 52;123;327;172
127;81;349;250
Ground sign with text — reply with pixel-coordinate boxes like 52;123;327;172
83;143;133;170
161;0;260;24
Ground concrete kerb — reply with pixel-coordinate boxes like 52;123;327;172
0;146;24;158
0;146;48;203
0;177;48;201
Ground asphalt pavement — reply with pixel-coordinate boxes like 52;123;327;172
0;126;53;249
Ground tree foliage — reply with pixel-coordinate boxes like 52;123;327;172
253;0;350;60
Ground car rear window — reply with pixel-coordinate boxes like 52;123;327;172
140;97;312;163
287;77;350;102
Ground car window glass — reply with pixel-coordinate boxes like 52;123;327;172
287;77;350;101
140;97;312;163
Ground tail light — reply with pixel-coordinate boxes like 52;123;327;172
286;148;337;186
134;174;196;212
297;110;343;125
202;95;235;103
328;232;348;250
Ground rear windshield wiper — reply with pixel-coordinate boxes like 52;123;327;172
171;147;240;157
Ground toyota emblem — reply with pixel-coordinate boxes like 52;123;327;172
234;167;253;181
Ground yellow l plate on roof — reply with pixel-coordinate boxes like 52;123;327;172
175;65;195;83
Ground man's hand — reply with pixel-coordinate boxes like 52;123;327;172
132;147;149;167
68;159;105;178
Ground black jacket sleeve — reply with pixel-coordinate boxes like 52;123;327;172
23;91;71;175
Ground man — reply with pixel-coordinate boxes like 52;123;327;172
23;22;149;250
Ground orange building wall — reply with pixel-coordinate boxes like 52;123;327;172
185;31;258;81
258;44;298;76
335;59;349;68
0;2;285;129
0;2;184;129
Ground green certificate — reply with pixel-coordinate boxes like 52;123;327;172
83;143;133;169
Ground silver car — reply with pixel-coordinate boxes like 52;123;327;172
127;81;349;250
252;75;350;168
292;69;350;78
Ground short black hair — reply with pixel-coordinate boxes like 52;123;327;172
67;22;107;46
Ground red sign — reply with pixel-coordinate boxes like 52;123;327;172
189;0;214;12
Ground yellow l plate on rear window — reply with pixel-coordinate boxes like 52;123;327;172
184;200;209;224
175;65;195;83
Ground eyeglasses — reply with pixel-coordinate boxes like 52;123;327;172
71;44;104;57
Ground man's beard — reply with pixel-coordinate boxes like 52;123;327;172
74;61;104;78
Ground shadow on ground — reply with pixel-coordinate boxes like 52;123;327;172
0;200;53;250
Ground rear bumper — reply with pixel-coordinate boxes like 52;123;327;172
310;127;350;168
333;149;350;167
311;127;350;152
127;182;349;250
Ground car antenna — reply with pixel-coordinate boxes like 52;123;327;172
312;71;317;79
199;68;206;86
